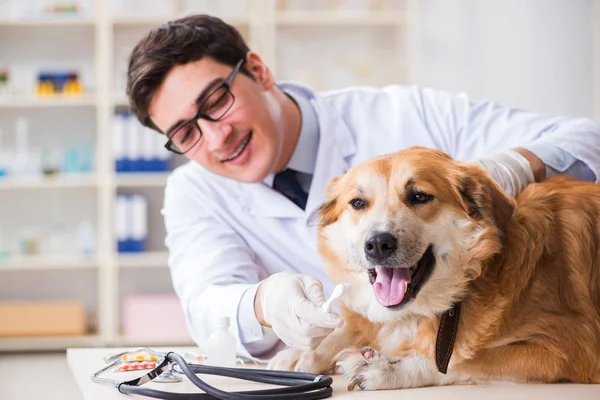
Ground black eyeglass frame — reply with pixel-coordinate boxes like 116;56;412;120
164;58;246;155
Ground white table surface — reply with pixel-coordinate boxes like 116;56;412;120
67;346;600;400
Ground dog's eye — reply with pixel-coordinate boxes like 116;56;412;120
410;192;433;205
350;198;367;210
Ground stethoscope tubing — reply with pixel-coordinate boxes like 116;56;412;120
117;351;333;400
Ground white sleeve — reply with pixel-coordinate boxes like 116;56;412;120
416;87;600;182
162;173;281;360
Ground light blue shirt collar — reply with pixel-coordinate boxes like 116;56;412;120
264;88;320;190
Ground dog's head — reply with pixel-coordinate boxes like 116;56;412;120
317;146;515;322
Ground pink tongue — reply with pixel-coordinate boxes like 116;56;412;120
374;267;411;307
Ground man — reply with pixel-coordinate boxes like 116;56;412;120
126;14;600;361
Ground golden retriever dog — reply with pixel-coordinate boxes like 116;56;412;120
267;146;600;390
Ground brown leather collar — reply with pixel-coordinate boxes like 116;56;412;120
435;302;461;374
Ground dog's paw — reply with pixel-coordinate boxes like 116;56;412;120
267;348;334;375
360;347;380;360
294;351;335;375
267;348;303;371
335;347;401;391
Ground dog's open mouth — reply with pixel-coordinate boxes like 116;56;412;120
367;245;435;308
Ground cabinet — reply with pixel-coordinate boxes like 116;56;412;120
0;0;416;351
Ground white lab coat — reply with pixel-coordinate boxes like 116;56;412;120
163;82;600;360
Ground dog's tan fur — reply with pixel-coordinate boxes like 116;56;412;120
267;146;600;390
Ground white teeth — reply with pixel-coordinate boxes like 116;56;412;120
224;134;251;161
404;281;408;292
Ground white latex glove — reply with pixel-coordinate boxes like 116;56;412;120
473;149;535;197
258;271;343;350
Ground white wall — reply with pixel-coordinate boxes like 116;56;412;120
415;0;596;119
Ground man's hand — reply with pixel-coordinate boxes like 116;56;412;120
254;272;343;350
474;148;543;197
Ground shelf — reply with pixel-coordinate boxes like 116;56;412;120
0;93;97;108
0;334;102;352
110;15;249;27
0;254;98;270
117;251;169;268
0;2;415;355
0;175;98;190
115;172;170;188
111;16;172;26
0;18;96;27
115;335;194;347
113;93;129;107
276;10;406;26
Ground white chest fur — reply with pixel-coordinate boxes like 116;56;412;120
376;317;419;355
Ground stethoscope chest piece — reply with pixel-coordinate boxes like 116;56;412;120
154;371;184;383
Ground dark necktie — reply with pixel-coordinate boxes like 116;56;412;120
273;168;308;210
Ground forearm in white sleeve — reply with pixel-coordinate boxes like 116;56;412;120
236;283;282;358
473;149;535;197
522;141;597;182
163;173;282;360
416;88;600;183
187;282;282;361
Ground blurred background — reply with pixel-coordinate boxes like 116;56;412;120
0;0;597;397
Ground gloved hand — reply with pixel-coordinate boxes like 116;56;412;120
473;149;535;197
256;271;343;350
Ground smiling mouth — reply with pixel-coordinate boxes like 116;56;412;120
368;245;435;309
222;131;252;162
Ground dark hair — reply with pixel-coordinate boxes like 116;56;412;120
126;14;252;131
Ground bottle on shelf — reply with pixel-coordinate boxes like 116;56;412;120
0;226;9;260
76;220;96;256
130;194;147;252
0;127;6;178
113;111;173;173
14;117;29;177
0;65;9;97
115;193;148;253
45;220;70;254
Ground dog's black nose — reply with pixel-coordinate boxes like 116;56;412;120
365;232;397;262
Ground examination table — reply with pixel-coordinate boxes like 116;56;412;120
67;347;600;400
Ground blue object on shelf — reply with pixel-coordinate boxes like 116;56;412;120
116;193;148;253
130;239;146;253
113;111;173;173
118;239;146;253
115;159;126;172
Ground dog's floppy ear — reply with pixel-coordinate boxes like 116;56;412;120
317;176;342;227
458;163;516;238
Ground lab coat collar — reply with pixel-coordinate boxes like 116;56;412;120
245;82;357;219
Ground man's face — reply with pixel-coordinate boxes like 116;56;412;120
149;55;286;182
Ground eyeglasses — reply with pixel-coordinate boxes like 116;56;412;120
164;58;245;155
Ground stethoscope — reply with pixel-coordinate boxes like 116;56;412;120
91;347;333;400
